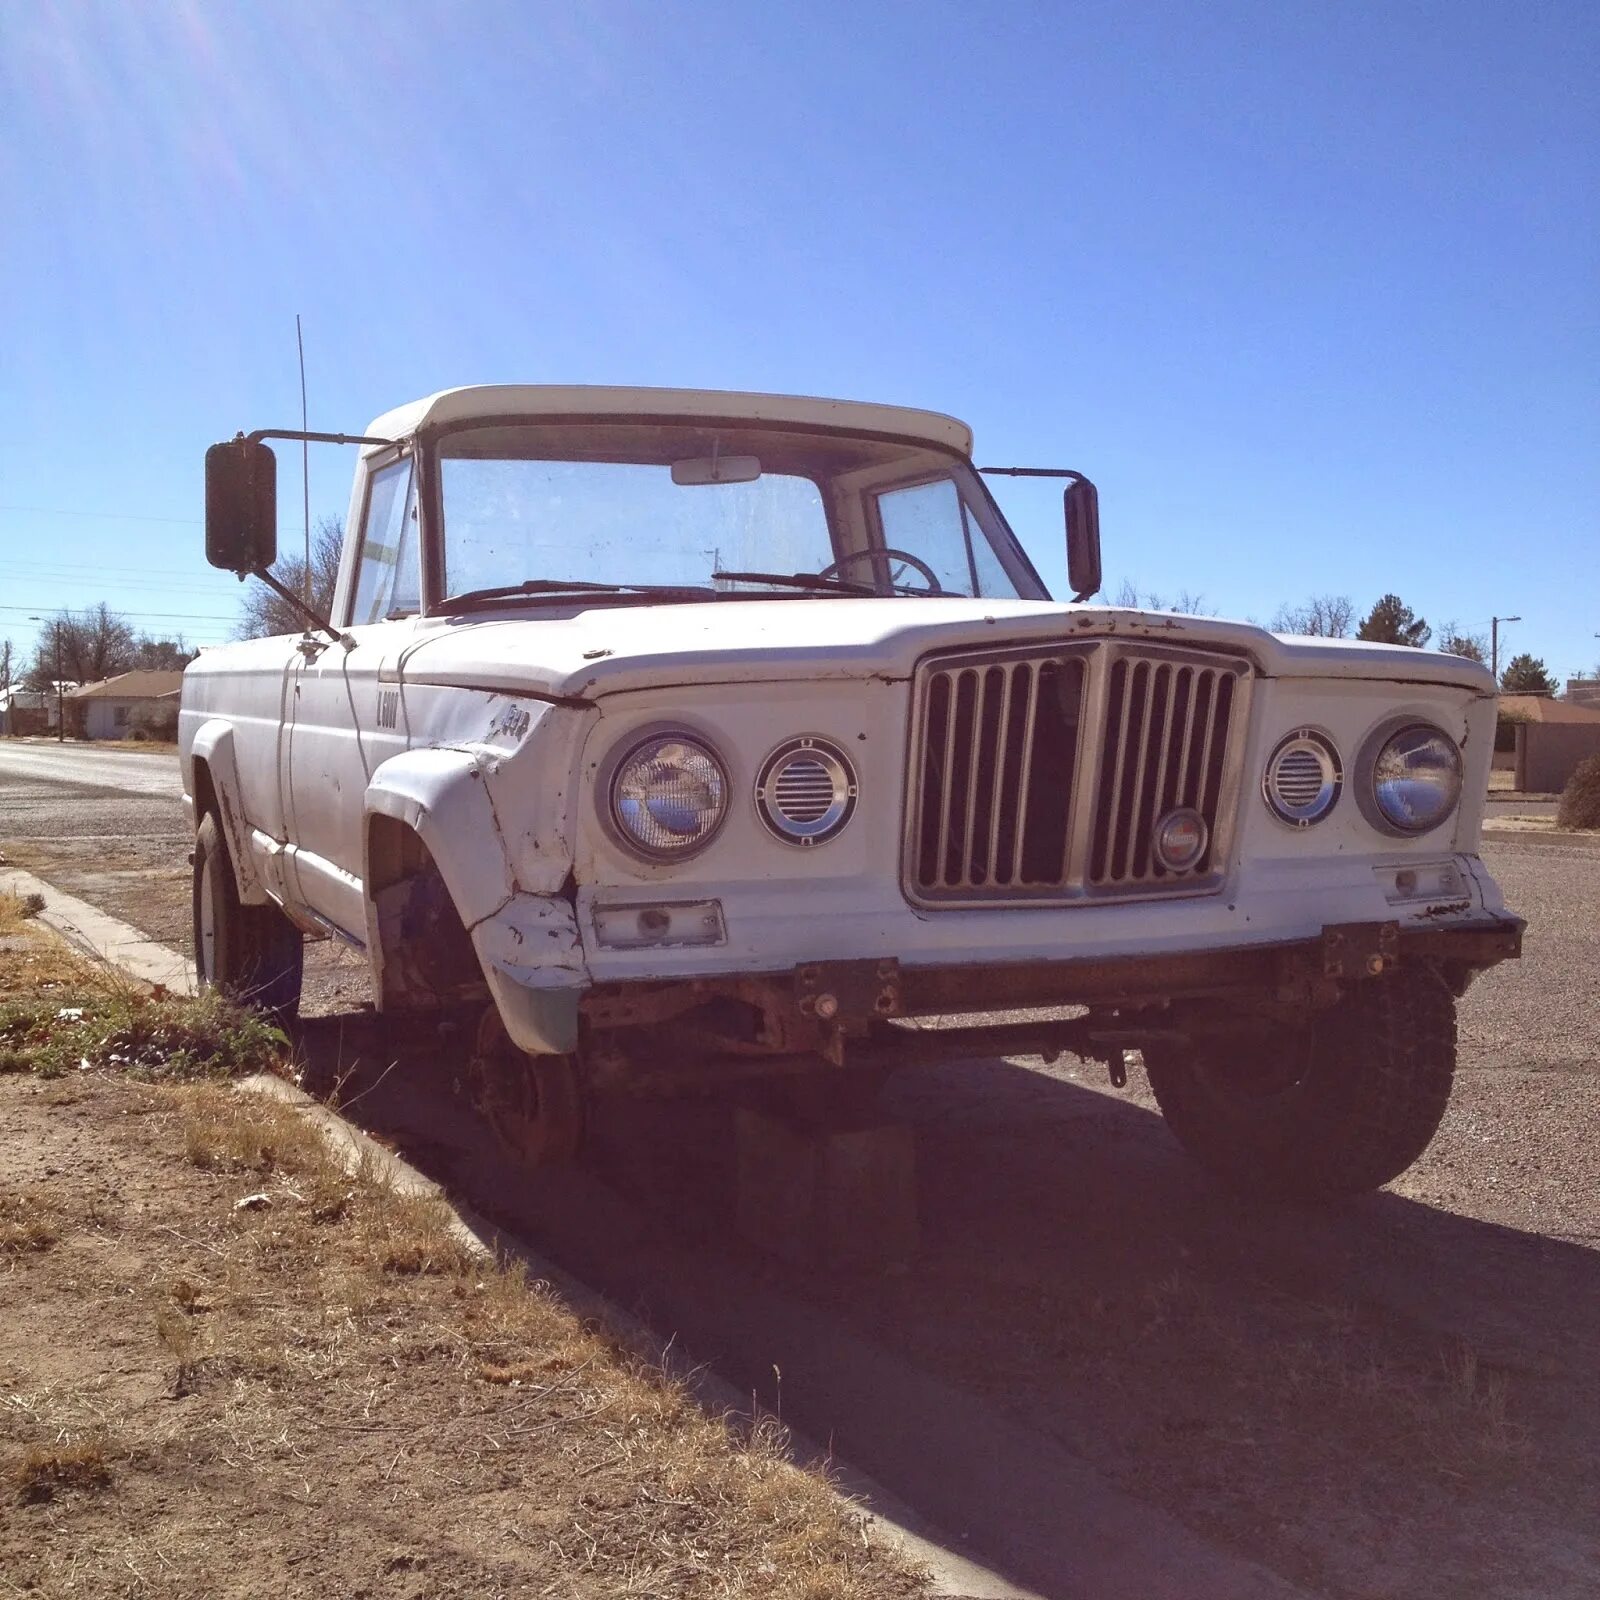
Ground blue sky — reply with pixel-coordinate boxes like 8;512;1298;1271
2;0;1596;678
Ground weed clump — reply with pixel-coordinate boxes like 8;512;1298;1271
1557;754;1600;830
0;987;287;1081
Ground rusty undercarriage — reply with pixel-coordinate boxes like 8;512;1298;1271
569;916;1524;1096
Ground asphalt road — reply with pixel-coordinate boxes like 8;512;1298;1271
0;739;183;797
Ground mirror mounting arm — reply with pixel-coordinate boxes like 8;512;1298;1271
978;466;1102;604
238;561;351;649
246;428;396;450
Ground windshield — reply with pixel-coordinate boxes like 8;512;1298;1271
435;421;1045;603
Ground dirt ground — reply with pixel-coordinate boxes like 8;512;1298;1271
0;926;923;1600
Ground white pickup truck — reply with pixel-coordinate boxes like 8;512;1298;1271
182;384;1521;1197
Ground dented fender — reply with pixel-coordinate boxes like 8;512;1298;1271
472;893;587;1054
363;746;526;929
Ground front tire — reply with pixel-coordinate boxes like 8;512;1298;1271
1143;967;1456;1202
192;811;303;1024
461;1004;585;1166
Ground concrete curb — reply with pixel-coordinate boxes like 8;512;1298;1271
1483;826;1600;850
0;866;195;993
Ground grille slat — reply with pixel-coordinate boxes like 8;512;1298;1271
909;642;1248;904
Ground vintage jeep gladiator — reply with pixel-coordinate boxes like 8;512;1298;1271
183;384;1521;1198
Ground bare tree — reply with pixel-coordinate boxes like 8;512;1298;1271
1436;622;1488;664
1270;594;1356;637
237;516;344;639
133;636;198;671
1111;579;1209;614
25;604;138;688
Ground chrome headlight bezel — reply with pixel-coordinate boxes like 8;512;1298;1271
1356;718;1463;838
602;727;731;862
1262;727;1344;828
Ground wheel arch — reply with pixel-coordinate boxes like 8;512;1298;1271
361;751;584;1050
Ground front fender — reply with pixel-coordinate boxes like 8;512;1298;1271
473;893;586;1054
364;747;524;929
363;748;589;1053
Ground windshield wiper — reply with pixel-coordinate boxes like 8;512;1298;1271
439;579;714;610
712;570;876;596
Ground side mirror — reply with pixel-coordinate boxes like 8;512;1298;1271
1063;476;1101;601
205;436;277;574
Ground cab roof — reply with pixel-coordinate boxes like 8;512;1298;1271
364;385;974;457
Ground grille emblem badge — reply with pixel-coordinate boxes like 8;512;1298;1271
1153;807;1208;873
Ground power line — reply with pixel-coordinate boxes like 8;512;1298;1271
0;603;237;623
0;502;201;526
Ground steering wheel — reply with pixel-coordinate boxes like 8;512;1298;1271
817;547;944;595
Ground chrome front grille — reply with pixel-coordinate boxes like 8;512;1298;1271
906;640;1251;906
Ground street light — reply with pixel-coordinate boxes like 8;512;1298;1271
25;615;66;742
1491;615;1521;683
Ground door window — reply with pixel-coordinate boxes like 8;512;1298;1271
350;458;419;626
873;477;1013;597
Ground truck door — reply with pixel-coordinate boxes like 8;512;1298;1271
284;453;420;940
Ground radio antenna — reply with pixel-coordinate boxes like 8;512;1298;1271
296;314;310;605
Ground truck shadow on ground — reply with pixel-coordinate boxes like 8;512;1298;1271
294;1012;1600;1600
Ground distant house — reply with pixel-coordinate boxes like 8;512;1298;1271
1499;692;1600;793
0;686;54;737
65;671;184;740
1566;678;1600;709
1498;692;1600;725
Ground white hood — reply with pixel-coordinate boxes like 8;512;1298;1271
390;599;1497;703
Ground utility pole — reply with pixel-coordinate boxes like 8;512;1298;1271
1491;615;1521;684
26;615;68;741
53;622;64;742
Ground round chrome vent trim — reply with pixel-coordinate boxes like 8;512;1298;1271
1263;728;1343;827
756;737;857;846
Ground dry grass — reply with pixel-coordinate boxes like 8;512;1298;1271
0;890;47;934
0;906;921;1593
0;1189;61;1256
88;1082;921;1595
12;1440;113;1503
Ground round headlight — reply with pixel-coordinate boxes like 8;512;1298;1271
1263;729;1342;827
609;733;729;859
1364;722;1462;836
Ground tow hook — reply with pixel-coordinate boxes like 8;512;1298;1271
1109;1050;1130;1090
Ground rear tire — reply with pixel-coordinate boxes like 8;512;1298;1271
1143;968;1456;1202
192;811;303;1024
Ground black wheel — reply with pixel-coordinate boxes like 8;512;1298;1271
192;811;303;1024
1142;968;1456;1202
461;1004;585;1166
